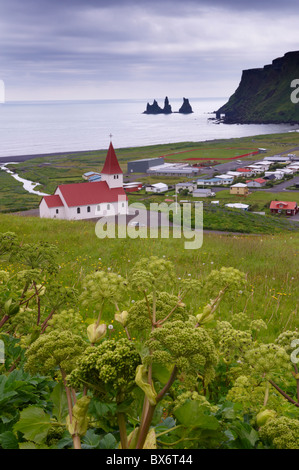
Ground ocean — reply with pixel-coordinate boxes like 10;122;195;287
0;97;297;159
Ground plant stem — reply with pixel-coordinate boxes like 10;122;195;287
136;365;178;449
294;365;299;403
263;381;270;407
0;314;10;329
40;308;55;333
117;412;128;449
60;368;82;449
268;379;299;407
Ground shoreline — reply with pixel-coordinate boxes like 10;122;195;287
0;148;105;164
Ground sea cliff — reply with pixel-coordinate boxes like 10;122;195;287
216;51;299;124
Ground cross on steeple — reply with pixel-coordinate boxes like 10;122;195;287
109;133;113;141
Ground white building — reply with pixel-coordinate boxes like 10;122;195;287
145;182;168;193
175;182;197;193
193;188;215;197
264;171;284;180
215;175;234;185
39;142;128;220
225;203;249;211
146;162;199;176
226;171;241;179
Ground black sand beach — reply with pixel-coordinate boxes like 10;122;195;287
0;149;102;164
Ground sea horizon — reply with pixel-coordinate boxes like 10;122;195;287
0;97;298;160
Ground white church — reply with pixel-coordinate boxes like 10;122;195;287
39;142;128;220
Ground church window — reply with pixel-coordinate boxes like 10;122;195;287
107;204;110;210
97;204;101;211
87;206;91;213
77;207;81;214
56;209;59;214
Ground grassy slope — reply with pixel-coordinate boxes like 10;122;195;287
0;213;298;342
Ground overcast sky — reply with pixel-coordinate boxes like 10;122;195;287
1;0;299;101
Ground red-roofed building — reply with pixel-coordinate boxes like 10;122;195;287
39;143;128;219
270;201;298;216
246;178;267;188
237;168;253;176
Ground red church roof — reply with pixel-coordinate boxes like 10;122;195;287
42;195;64;208
101;142;123;175
56;181;127;207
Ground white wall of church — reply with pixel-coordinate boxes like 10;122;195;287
39;199;66;219
101;173;123;189
66;200;128;220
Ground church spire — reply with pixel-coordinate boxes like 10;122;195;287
101;141;123;175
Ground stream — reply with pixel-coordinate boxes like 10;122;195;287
0;162;48;196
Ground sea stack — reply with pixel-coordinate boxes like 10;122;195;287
179;98;193;114
144;99;163;114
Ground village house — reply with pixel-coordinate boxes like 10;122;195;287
270;201;298;216
225;203;250;211
264;171;284;180
214;175;234;185
236;168;253;177
246;178;267;188
245;165;265;175
39;142;128;220
226;171;241;179
197;177;223;186
145;182;168;193
175;182;197;193
230;183;249;195
193;188;215;197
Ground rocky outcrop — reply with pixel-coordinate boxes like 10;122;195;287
143;97;193;114
144;99;163;114
216;51;299;124
143;97;172;114
179;98;193;114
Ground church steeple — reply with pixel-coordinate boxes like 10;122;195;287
101;141;123;189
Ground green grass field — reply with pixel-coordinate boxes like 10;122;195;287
0;213;298;342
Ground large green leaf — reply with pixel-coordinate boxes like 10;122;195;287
151;363;172;385
50;383;69;422
13;406;51;444
82;429;101;449
174;401;219;430
0;431;19;449
99;433;117;449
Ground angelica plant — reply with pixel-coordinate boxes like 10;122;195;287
67;338;141;449
24;330;87;449
259;416;299;449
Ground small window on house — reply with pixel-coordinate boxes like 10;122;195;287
87;206;91;213
107;204;110;210
56;209;59;214
97;204;101;211
77;207;80;214
122;202;125;207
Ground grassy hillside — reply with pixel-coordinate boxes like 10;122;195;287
0;213;298;341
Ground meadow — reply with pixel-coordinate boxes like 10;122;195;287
0;213;297;340
0;213;298;450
